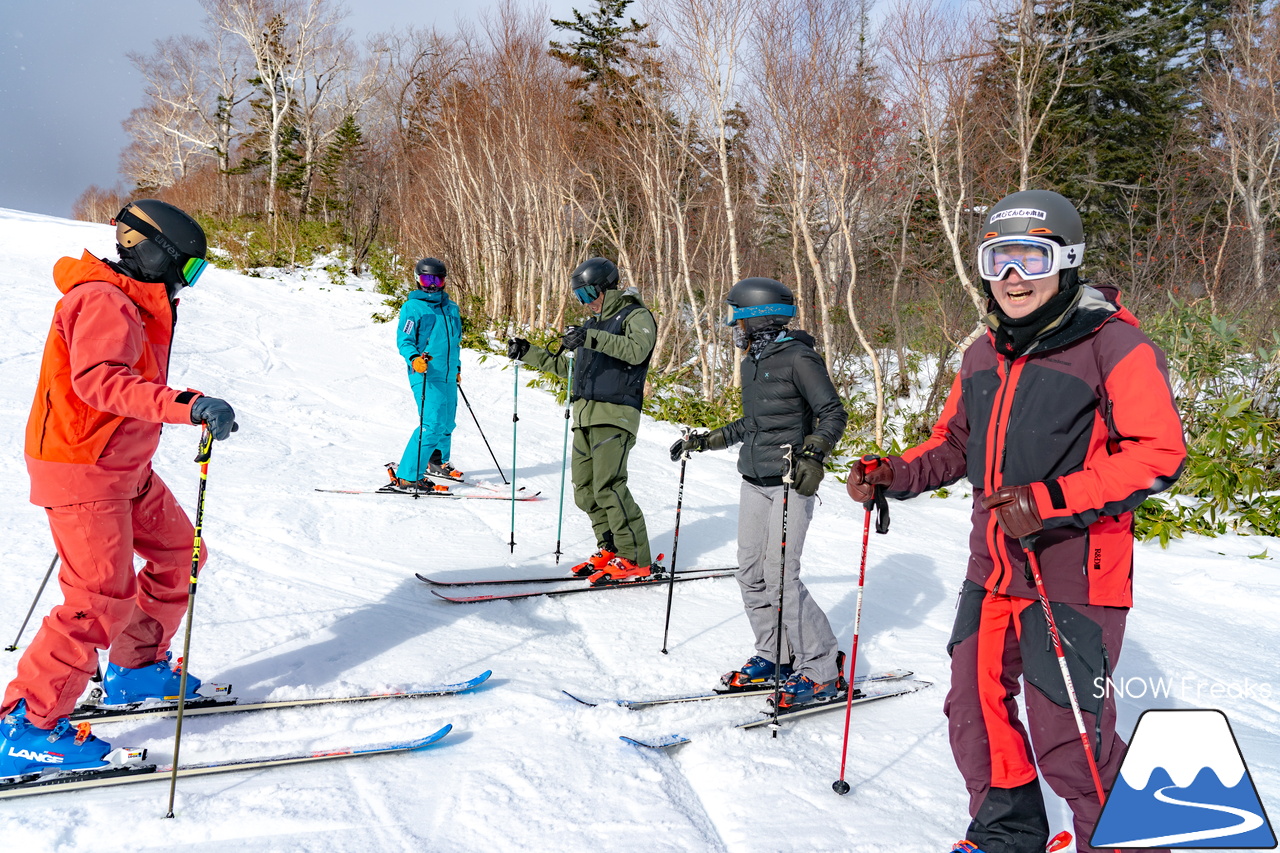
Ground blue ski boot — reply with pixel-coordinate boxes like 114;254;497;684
0;700;112;778
721;656;793;689
774;670;844;709
102;652;202;705
950;843;987;853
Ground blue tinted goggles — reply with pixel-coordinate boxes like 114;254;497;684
725;303;797;326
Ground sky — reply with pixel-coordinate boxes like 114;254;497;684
0;0;576;219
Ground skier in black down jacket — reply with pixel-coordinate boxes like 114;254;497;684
670;277;848;707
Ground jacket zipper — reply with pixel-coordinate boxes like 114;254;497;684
987;355;1018;595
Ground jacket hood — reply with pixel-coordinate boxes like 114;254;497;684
53;251;172;320
408;288;450;304
597;287;642;317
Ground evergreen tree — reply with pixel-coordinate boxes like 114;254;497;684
1032;0;1230;253
549;0;658;126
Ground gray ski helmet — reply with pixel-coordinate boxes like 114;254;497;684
113;199;207;285
978;190;1084;294
415;257;447;278
724;277;797;330
570;257;620;304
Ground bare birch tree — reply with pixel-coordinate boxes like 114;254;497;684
1202;0;1280;293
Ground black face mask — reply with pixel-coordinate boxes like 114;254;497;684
116;242;186;299
992;287;1079;358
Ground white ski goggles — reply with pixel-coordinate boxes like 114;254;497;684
977;235;1084;282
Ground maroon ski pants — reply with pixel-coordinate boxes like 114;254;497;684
945;580;1166;853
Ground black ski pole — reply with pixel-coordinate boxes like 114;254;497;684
509;362;520;553
553;352;574;564
660;430;691;654
165;428;214;819
770;445;794;737
5;553;59;652
458;384;508;484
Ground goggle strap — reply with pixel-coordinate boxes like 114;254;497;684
115;207;195;272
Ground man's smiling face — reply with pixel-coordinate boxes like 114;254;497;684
991;267;1060;319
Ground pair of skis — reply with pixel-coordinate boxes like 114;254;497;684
0;671;490;799
418;565;736;603
316;472;543;501
565;668;932;749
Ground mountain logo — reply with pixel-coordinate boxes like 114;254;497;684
1091;709;1276;848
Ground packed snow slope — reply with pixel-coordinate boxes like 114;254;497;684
0;207;1277;853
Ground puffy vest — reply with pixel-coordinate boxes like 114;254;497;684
571;303;652;410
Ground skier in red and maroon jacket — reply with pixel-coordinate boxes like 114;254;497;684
0;200;238;780
847;190;1185;853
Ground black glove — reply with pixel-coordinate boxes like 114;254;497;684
669;431;708;462
791;435;832;497
507;338;530;360
668;429;726;462
560;325;587;352
190;396;239;441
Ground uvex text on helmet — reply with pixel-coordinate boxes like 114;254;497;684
977;190;1085;287
724;277;797;327
113;199;209;286
570;257;619;304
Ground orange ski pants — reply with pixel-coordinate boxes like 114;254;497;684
2;473;204;728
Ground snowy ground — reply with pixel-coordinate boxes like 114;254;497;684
0;207;1277;852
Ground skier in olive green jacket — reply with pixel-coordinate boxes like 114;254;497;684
507;257;656;584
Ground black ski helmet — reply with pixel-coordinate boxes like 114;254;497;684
725;277;797;332
978;190;1084;295
113;199;207;287
570;257;619;304
415;257;447;278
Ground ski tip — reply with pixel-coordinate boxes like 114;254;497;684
472;670;494;687
417;723;453;747
620;734;689;749
1045;830;1072;852
562;690;598;707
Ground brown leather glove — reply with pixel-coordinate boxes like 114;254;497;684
981;484;1043;540
846;456;894;503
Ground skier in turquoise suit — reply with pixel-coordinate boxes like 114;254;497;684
389;257;464;489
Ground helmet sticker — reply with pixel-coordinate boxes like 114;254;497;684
989;208;1048;223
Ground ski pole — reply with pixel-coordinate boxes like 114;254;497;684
1021;535;1110;812
413;359;429;495
5;553;59;652
553;352;574;564
769;445;794;737
833;454;884;794
458;384;508;484
509;363;519;553
660;430;691;654
164;428;214;819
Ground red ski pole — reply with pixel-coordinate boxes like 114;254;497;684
1020;535;1111;818
832;454;880;795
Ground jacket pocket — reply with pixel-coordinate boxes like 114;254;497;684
1085;514;1133;606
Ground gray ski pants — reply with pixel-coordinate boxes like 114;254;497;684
735;480;839;683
